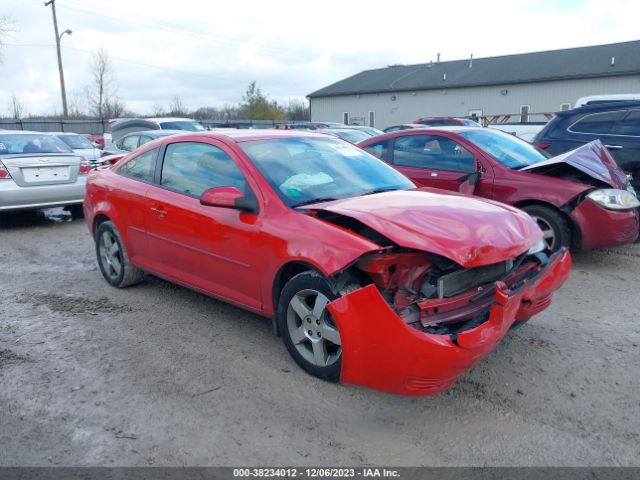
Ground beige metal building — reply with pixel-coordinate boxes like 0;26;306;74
308;40;640;129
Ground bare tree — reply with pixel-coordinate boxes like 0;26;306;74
86;47;117;119
193;106;220;120
150;103;165;117
285;98;310;121
67;90;88;118
8;93;25;119
219;103;241;120
168;96;188;116
103;97;126;118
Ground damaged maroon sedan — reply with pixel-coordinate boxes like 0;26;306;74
84;130;571;396
360;128;640;251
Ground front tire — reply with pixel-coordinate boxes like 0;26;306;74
95;221;145;288
522;205;571;252
277;271;344;382
66;204;84;219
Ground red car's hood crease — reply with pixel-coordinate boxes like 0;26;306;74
521;140;628;189
307;190;542;267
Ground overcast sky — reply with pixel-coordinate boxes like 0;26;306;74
1;0;639;116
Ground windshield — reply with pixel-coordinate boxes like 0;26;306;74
459;129;550;169
57;134;95;150
158;121;205;131
0;134;73;155
239;137;414;207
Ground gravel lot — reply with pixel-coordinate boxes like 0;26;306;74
1;208;639;467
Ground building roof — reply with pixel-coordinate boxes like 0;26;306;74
308;40;640;98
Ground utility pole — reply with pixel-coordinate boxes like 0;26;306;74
45;0;69;117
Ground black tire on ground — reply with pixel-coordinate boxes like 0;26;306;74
277;271;344;382
95;220;145;288
522;204;571;252
66;204;84;219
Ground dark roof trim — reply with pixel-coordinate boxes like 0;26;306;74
309;70;640;98
308;40;640;98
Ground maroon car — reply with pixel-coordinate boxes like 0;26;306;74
414;117;482;127
359;127;640;251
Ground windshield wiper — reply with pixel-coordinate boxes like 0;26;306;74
292;197;339;208
361;187;400;196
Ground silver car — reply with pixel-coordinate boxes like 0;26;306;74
50;132;102;162
0;131;87;212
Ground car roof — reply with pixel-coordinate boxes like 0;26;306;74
417;117;465;121
367;126;486;141
124;129;187;137
147;129;330;143
559;100;640;115
0;130;54;135
319;127;363;132
147;117;198;123
575;94;640;107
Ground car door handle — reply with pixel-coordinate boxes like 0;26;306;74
150;206;167;218
605;145;623;150
430;172;438;177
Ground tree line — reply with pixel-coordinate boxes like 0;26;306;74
4;46;310;122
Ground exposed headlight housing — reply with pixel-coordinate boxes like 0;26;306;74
587;189;640;210
527;239;546;255
626;175;637;197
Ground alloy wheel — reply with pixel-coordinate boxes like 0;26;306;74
532;215;557;251
99;231;122;280
286;289;341;368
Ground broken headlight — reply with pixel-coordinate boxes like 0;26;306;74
587;189;640;210
527;239;546;255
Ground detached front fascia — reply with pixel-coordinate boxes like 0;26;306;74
327;249;572;396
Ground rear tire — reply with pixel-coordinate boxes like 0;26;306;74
522;205;571;252
66;204;84;219
277;271;344;382
95;221;145;288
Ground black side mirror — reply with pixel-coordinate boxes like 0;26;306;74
457;171;481;195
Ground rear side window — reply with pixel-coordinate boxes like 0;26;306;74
392;135;475;172
160;142;245;197
612;110;640;137
119;135;139;152
363;141;389;160
569;111;625;134
118;148;158;182
139;135;154;146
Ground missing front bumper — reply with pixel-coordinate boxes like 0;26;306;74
327;248;572;396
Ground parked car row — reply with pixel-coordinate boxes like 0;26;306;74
3;104;638;397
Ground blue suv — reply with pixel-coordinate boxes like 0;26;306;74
534;101;640;190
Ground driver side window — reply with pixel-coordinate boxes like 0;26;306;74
160;142;246;197
392;135;475;173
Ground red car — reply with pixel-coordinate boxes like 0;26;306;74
84;130;571;396
86;134;105;148
359;127;640;251
414;117;482;127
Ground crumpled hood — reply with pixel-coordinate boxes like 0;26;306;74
521;140;628;189
306;189;542;267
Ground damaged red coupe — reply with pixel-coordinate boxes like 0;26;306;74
84;130;571;396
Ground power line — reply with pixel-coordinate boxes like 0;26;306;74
60;0;319;61
4;42;235;81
